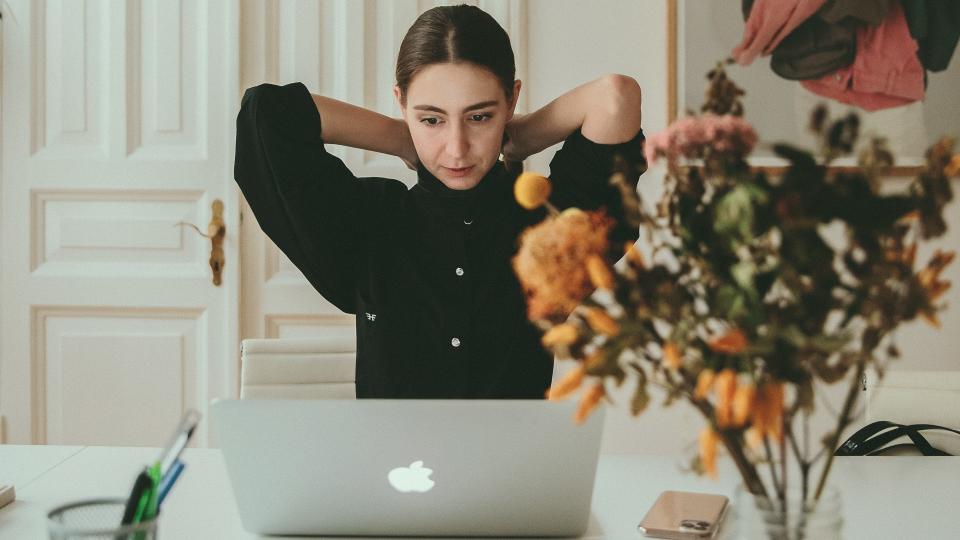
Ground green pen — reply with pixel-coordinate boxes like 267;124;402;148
143;462;162;520
130;462;161;539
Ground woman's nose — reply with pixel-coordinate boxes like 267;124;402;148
446;124;469;159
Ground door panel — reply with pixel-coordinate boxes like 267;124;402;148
1;0;240;446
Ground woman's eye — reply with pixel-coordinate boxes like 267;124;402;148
471;113;493;122
420;117;441;126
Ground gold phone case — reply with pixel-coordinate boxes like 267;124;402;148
637;490;729;539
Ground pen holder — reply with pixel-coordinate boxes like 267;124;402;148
46;498;158;540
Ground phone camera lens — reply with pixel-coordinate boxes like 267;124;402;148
680;519;711;531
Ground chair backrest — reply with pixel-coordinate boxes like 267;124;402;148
240;337;356;399
865;369;960;454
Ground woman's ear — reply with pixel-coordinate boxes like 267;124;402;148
393;86;406;119
507;79;522;120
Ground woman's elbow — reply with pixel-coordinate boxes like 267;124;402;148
602;74;641;111
599;74;642;136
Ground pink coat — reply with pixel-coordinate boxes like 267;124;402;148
801;1;925;111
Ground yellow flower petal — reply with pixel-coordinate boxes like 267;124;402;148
583;307;620;337
714;369;738;428
732;381;756;427
541;324;579;347
761;382;784;442
585;255;615;290
574;383;606;424
624;241;645;269
945;154;960;177
699;426;720;479
708;329;749;355
546;364;585;401
695;369;717;400
663;342;682;370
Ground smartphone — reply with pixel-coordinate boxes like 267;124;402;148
637;490;729;539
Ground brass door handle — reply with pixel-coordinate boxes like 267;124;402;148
176;199;226;286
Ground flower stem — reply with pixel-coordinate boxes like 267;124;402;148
814;357;867;501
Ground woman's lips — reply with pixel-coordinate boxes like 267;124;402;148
444;166;474;177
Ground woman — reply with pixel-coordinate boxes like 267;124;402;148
234;4;646;399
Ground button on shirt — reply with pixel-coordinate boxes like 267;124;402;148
234;82;647;399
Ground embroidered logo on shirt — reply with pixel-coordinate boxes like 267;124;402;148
365;312;377;322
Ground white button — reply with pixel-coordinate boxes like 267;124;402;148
455;267;464;276
451;337;461;348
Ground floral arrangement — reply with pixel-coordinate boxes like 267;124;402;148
511;64;957;512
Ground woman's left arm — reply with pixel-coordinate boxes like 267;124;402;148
503;74;642;161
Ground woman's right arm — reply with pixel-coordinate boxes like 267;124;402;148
310;94;419;169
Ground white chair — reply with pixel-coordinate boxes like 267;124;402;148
864;370;960;455
240;337;356;399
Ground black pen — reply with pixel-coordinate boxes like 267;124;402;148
117;468;151;535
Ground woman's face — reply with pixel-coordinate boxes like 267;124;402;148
395;62;521;190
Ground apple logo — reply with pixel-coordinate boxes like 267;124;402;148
387;460;435;493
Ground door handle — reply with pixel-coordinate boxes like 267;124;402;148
176;199;226;286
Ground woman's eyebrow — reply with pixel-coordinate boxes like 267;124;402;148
412;100;499;114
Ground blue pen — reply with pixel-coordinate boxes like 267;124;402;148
157;459;186;507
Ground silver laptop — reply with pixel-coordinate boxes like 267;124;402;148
211;399;606;537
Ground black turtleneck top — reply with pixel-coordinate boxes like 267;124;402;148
234;82;646;399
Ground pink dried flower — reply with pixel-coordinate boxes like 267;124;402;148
645;114;757;165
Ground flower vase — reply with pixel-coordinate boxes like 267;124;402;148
732;484;843;540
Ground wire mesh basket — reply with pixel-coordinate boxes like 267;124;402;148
46;498;158;540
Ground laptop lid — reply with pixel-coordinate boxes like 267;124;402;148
211;399;606;537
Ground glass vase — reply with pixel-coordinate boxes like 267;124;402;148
732;483;843;540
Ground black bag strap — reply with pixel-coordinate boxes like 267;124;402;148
838;422;937;456
835;421;960;456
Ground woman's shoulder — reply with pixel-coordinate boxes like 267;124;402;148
241;81;310;107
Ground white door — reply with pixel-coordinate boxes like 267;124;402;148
0;0;240;446
238;0;527;341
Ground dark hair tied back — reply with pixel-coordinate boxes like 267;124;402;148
396;4;516;106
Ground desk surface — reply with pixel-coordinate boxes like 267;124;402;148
1;445;957;539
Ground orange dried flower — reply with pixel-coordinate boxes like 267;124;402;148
582;349;605;371
945;154;960;177
744;425;764;449
514;172;552;210
897;210;921;224
583;307;620;337
662;342;682;370
585;255;615;290
752;382;784;442
513;210;613;319
574;382;606;424
917;250;955;289
713;369;738;428
732;381;756;427
708;329;749;354
885;243;917;266
920;311;942;328
546;364;585;400
695;369;716;399
699;426;721;479
624;241;646;269
541;324;580;347
916;250;955;326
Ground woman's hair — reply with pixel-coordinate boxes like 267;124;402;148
395;4;515;106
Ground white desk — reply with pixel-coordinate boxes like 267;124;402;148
1;445;957;539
